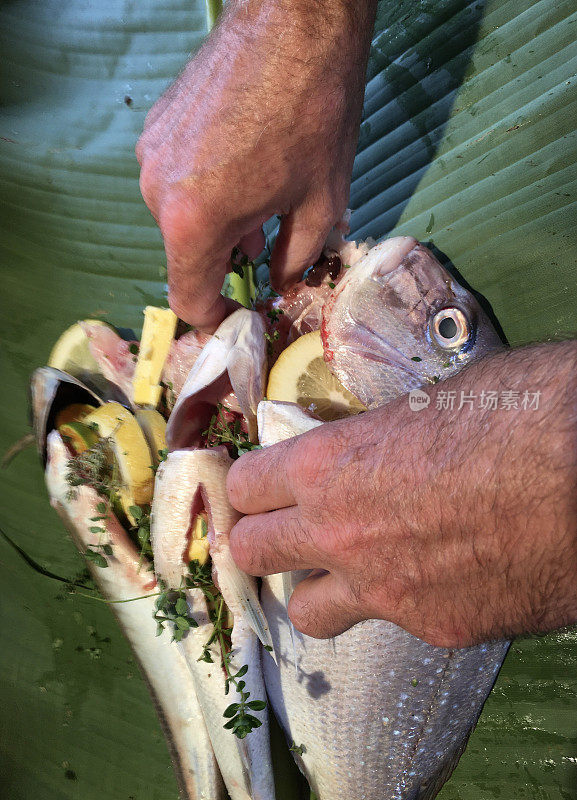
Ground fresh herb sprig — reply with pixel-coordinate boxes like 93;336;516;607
157;559;267;738
154;580;198;641
84;500;113;568
65;432;121;502
128;504;154;569
230;246;253;279
203;404;260;458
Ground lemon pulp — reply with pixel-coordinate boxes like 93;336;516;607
135;408;167;466
48;320;109;376
266;330;365;421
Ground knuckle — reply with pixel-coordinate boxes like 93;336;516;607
159;189;205;245
296;428;341;491
286;513;314;558
138;162;159;210
226;461;250;511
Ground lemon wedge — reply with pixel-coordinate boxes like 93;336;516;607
266;330;366;421
48;320;109;376
82;402;154;509
135;408;167;467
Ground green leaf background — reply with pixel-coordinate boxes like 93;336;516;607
1;0;576;798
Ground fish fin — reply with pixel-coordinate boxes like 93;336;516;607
216;554;277;661
415;737;470;800
257;399;324;446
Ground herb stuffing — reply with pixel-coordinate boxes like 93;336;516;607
155;559;267;739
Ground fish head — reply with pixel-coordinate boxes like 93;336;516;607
321;237;504;407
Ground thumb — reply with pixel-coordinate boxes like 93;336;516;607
269;201;334;292
288;571;363;639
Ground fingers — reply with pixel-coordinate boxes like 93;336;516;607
288;571;363;638
269;202;335;292
227;438;299;514
160;191;240;331
229;506;322;576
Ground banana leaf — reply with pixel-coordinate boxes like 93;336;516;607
1;0;576;798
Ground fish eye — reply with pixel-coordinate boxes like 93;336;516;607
430;308;470;350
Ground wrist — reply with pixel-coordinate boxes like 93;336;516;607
225;0;377;58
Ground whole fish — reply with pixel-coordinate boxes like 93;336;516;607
258;236;510;800
42;426;224;800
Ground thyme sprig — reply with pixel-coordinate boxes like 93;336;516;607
186;559;266;738
128;504;152;568
153;580;198;641
203;404;260;458
156;559;267;738
84;500;113;567
65;431;121;502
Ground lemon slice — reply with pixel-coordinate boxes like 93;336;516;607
135;408;167;466
82;402;154;508
48;320;109;376
266;330;366;421
54;403;97;429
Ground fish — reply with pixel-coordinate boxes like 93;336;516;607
257;236;509;800
80;321;139;404
43;427;225;800
163;329;213;403
152;447;275;800
31;313;277;800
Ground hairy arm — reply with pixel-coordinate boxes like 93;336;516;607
227;341;577;647
136;0;378;329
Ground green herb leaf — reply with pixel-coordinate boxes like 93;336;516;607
175;597;188;616
247;700;267;711
85;549;108;569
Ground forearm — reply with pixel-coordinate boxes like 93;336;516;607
377;341;577;643
217;0;378;146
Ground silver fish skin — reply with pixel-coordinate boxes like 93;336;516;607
45;431;225;800
321;237;503;408
259;237;509;800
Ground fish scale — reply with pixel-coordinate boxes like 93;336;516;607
259;236;509;799
262;574;508;800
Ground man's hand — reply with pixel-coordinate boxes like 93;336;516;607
136;0;377;329
227;343;577;647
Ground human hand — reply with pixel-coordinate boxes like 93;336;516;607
227;344;577;647
136;0;377;330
